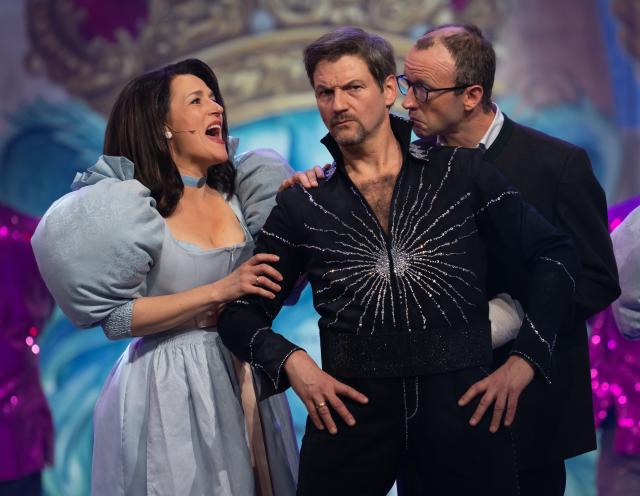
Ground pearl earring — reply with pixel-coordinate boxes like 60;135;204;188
164;130;173;139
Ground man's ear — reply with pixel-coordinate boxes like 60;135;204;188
463;84;484;112
383;74;397;107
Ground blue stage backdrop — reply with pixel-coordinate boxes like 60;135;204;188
1;1;639;495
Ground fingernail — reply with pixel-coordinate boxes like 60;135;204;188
470;419;477;426
347;419;355;426
330;428;337;434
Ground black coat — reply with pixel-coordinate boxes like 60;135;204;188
471;115;619;468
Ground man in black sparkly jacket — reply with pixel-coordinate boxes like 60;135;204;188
218;27;578;495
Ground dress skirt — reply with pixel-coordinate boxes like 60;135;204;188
92;328;298;496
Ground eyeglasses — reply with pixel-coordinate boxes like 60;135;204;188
396;75;472;103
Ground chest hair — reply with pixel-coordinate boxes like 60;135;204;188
353;174;397;234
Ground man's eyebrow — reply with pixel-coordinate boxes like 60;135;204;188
315;79;366;90
342;79;366;87
405;75;432;88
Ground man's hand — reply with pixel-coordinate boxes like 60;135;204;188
458;355;535;433
284;350;368;434
278;164;331;192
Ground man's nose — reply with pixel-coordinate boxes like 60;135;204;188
332;89;348;112
401;89;418;110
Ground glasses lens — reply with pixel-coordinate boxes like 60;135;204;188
397;76;409;95
414;85;427;102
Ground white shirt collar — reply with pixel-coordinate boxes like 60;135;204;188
436;103;504;150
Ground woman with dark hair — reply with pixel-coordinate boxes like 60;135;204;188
31;59;298;495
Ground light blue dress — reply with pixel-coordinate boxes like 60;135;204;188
32;143;299;495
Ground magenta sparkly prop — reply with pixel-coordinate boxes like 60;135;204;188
0;203;54;480
590;196;640;455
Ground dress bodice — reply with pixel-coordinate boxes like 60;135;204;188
147;194;254;297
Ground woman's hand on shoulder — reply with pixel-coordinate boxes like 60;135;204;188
278;164;331;192
212;253;283;303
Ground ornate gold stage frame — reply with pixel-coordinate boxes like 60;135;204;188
26;0;510;125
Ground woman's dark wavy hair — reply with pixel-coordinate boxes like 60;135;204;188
103;58;235;217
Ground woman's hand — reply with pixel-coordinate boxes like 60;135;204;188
278;164;331;192
129;255;282;336
213;253;283;303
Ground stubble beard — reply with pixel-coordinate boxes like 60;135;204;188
330;117;367;147
335;128;366;146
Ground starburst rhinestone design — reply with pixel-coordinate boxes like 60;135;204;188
262;147;523;334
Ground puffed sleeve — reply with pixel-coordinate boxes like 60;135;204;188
611;206;640;340
233;145;295;237
31;156;164;335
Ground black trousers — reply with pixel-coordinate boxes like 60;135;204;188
297;377;404;495
297;367;518;496
519;461;566;496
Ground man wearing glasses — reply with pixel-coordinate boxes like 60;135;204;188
396;24;620;496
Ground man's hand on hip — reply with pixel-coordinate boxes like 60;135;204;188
458;355;535;433
284;350;368;434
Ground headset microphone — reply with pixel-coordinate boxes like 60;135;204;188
164;127;196;139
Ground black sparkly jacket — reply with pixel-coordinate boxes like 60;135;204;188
218;115;578;397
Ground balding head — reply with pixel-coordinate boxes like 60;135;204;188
414;24;496;111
